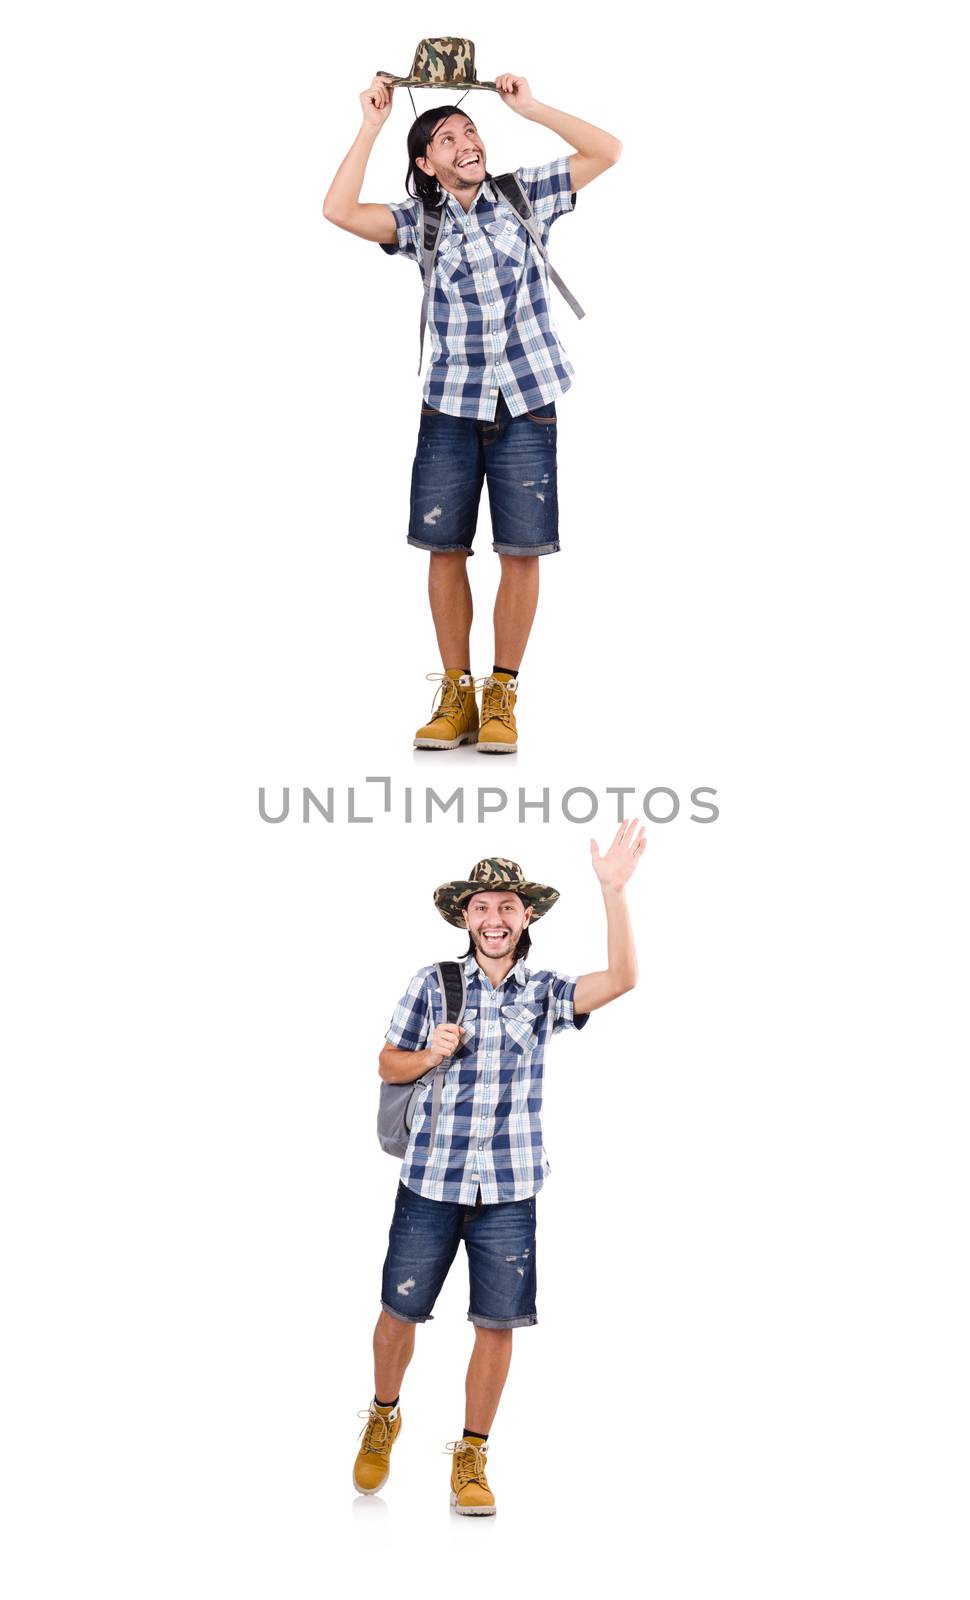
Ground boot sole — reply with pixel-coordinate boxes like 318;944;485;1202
450;1491;496;1515
413;732;478;750
476;742;517;754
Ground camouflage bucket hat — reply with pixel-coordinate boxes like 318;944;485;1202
378;38;497;92
434;857;560;928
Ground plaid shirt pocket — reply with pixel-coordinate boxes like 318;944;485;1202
456;1008;477;1056
435;233;472;283
502;1002;542;1053
484;218;527;267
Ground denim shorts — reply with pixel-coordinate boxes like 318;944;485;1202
407;394;560;557
380;1182;538;1330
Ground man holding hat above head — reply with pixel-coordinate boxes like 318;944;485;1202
352;821;646;1515
323;40;622;755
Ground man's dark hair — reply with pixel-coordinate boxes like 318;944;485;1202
405;104;473;206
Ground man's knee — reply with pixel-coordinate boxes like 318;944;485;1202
376;1309;416;1346
429;550;471;572
497;553;539;580
473;1324;514;1348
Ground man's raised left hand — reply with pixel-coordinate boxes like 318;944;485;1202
590;821;647;894
495;74;538;116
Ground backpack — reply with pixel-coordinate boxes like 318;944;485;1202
377;960;467;1158
417;171;586;373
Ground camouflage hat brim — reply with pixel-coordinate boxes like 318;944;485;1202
378;73;496;90
434;878;560;929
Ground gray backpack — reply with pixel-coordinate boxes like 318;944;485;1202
417;170;586;373
377;961;467;1158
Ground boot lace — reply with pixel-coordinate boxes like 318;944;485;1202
444;1438;490;1489
425;672;467;730
357;1405;393;1455
477;674;517;731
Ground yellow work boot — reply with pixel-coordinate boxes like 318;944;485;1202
353;1401;402;1495
414;670;479;750
446;1438;496;1516
476;673;518;754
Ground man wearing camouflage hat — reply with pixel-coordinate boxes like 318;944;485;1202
353;821;646;1514
323;42;622;754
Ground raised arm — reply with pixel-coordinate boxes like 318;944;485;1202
494;74;622;192
573;821;646;1015
322;76;399;244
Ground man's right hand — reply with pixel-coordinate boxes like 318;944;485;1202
427;1022;464;1065
360;76;394;128
323;80;397;240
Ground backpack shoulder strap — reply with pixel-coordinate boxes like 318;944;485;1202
417;199;446;374
491;171;586;322
493;170;533;220
434;959;466;1025
425;960;466;1153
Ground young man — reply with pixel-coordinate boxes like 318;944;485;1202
323;73;621;753
353;823;646;1514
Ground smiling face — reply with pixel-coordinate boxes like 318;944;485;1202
462;889;532;964
416;113;487;195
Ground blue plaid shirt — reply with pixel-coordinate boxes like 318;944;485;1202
385;951;589;1204
382;157;577;421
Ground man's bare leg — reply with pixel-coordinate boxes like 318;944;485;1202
428;551;473;668
493;554;540;671
353;1310;412;1495
373;1309;416;1400
464;1326;514;1434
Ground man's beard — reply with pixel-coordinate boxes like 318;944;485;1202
445;158;484;191
472;927;517;958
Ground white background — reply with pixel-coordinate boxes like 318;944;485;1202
3;2;969;1595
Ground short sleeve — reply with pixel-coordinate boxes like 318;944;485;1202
379;198;422;263
385;968;434;1048
548;973;590;1033
513;156;576;231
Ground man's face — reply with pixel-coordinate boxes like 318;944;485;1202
462;890;531;962
417;114;486;193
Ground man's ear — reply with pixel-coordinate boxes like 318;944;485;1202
415;153;433;177
523;904;534;925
